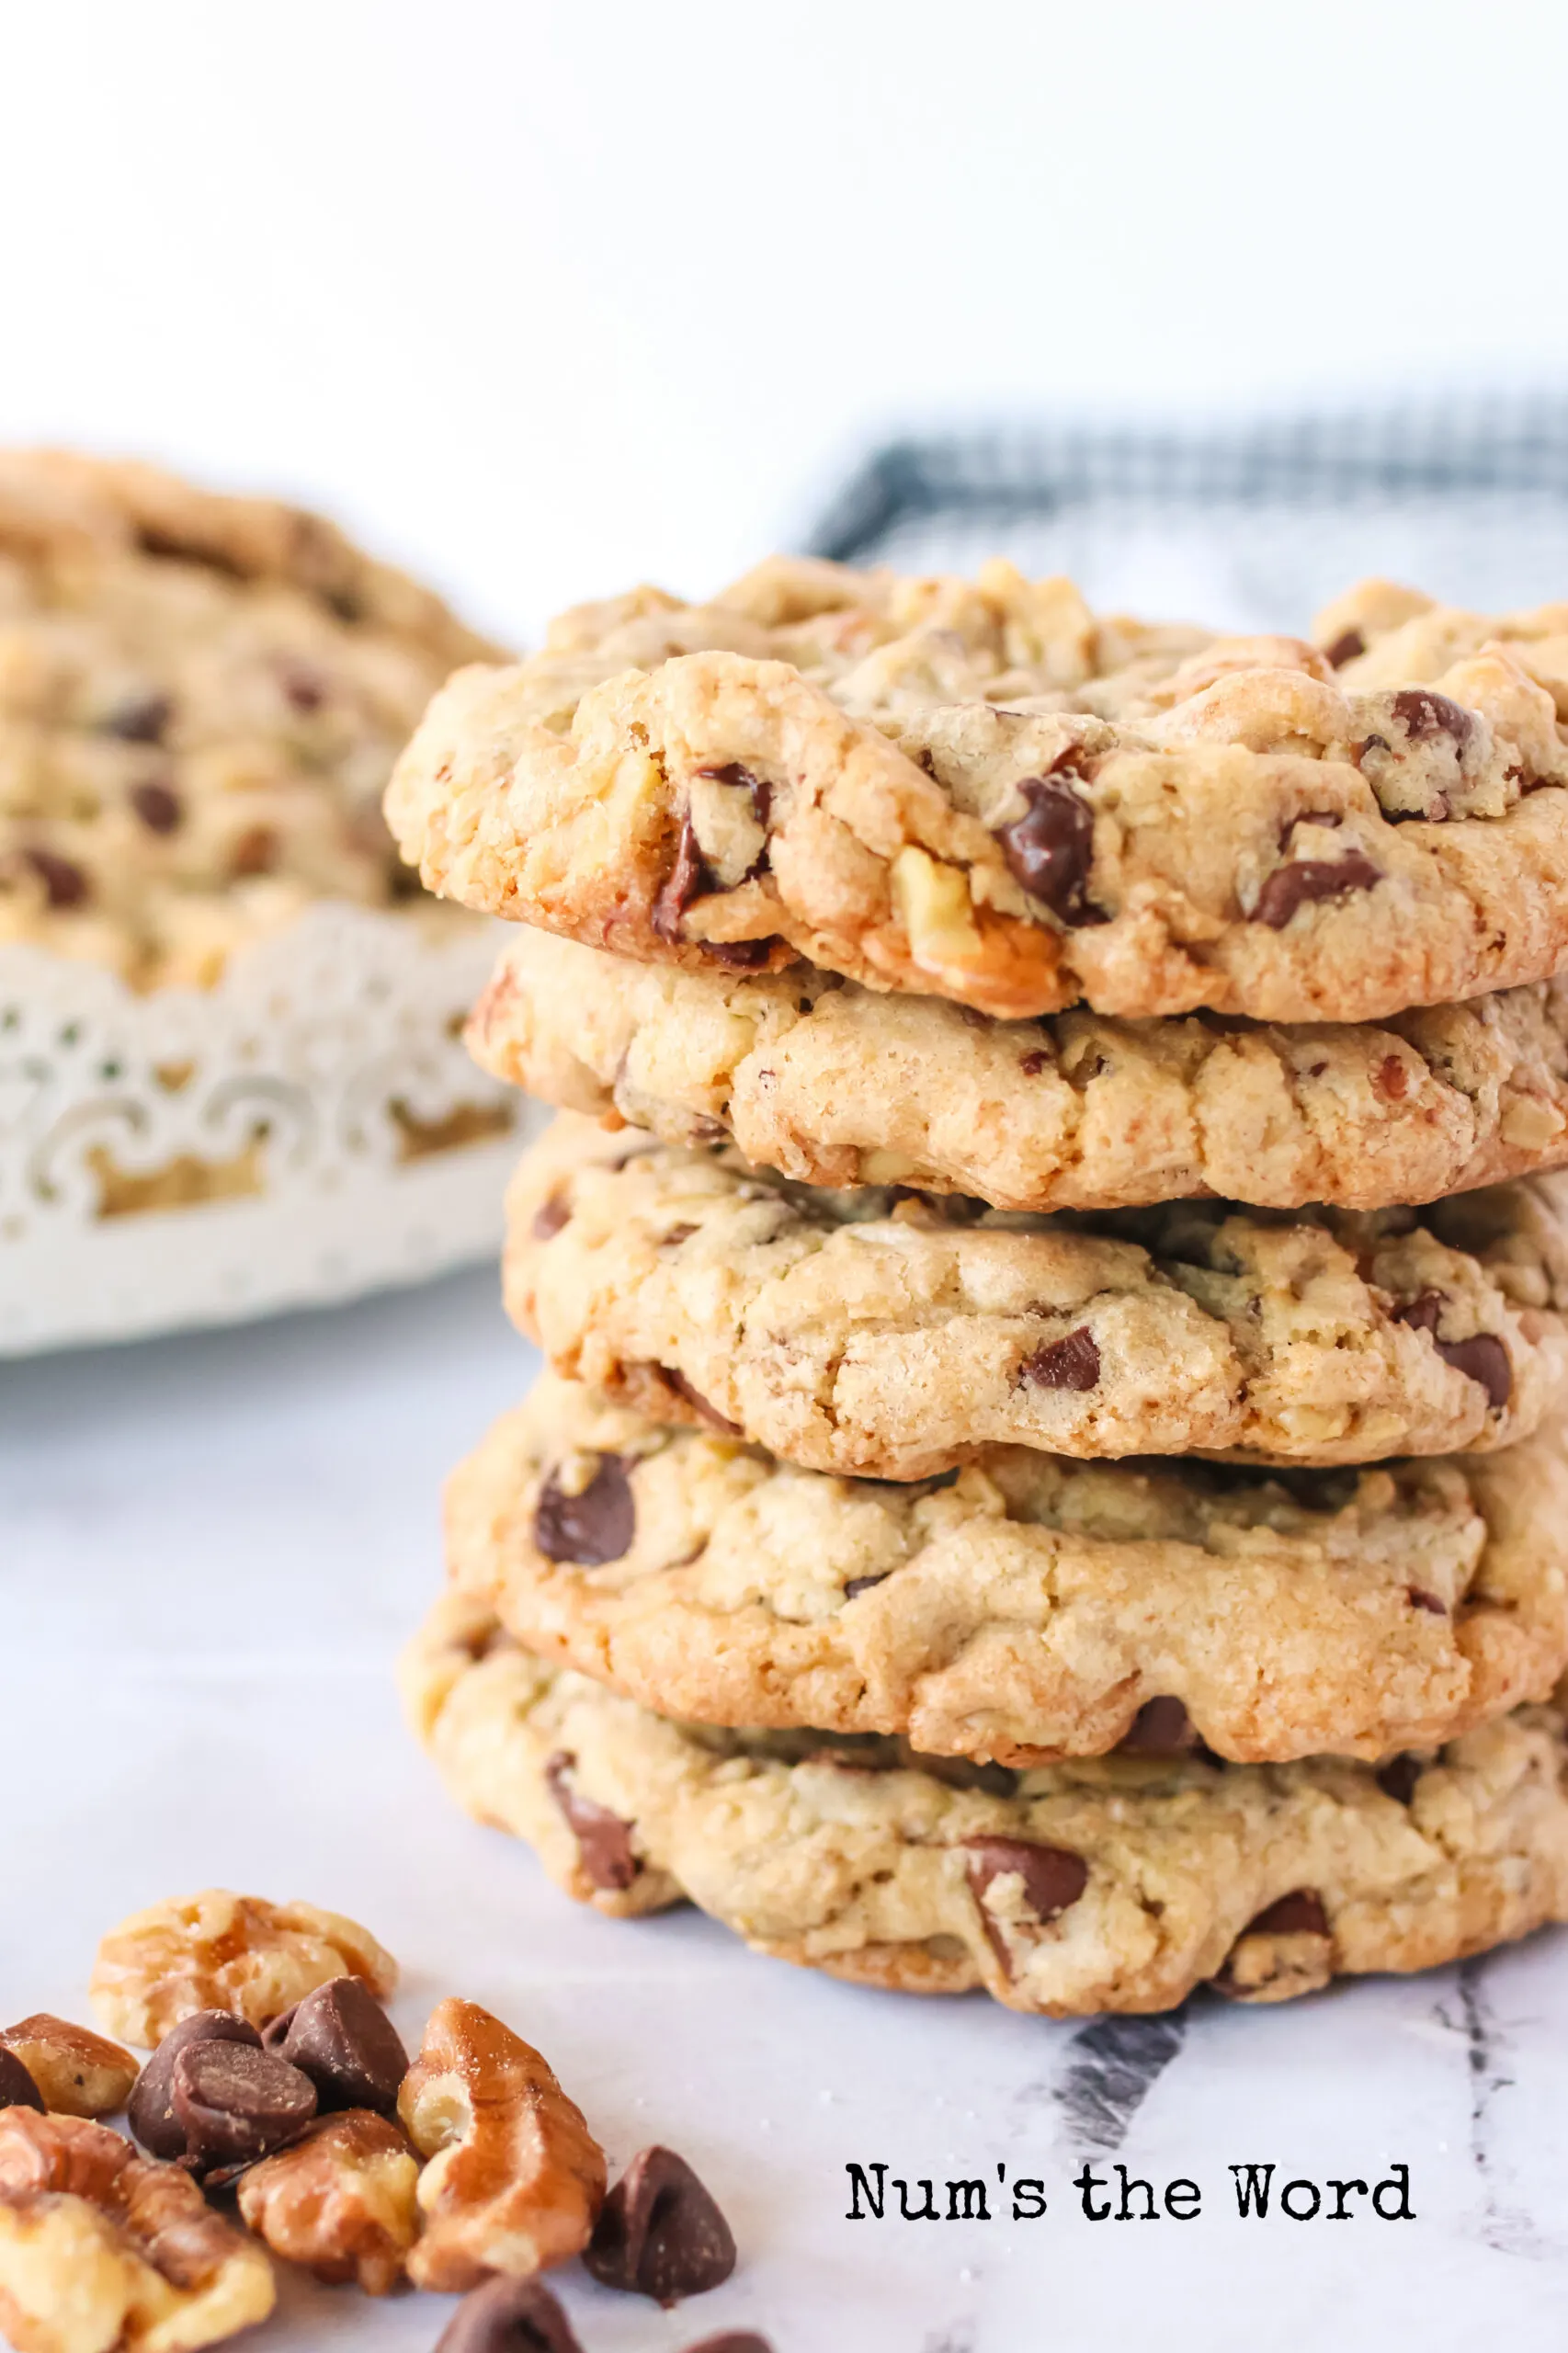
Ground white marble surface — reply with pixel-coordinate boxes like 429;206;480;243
6;1267;1568;2353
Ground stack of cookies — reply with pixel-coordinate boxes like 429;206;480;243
393;557;1568;2015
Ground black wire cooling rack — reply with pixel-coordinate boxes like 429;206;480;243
802;397;1568;629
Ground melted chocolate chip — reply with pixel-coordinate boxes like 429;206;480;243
229;824;278;877
130;779;183;835
1394;1292;1512;1407
531;1192;571;1239
1407;1587;1448;1616
700;938;778;970
584;2144;738;2304
995;774;1103;925
435;2276;586;2353
843;1572;892;1600
128;2012;262;2159
23;847;90;908
170;2040;316;2173
533;1454;635;1565
1119;1697;1198;1756
278;1977;407;2114
962;1836;1089;1926
1377;1754;1423;1805
1391;688;1475;747
678;2336;775;2353
1017;1326;1101;1392
652;816;705;942
1018;1048;1051;1076
1375;1054;1408;1100
103;691;171;744
1244;1889;1330;1938
278;659;327;713
0;2048;44;2113
662;1368;744;1435
1324;629;1365;668
544;1752;642;1891
1252;850;1381;929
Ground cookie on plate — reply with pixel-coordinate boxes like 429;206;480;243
0;449;500;986
504;1116;1568;1472
385;558;1568;1024
404;1590;1568;2015
469;929;1568;1214
443;1376;1568;1766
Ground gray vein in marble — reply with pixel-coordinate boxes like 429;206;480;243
1051;2013;1188;2154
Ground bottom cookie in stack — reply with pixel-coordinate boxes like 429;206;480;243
400;1377;1568;2017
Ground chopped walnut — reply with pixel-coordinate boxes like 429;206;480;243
236;2109;418;2294
397;1997;606;2292
0;2016;138;2120
0;2107;274;2349
91;1890;397;2046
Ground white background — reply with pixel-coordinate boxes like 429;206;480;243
8;6;1568;2349
3;0;1568;641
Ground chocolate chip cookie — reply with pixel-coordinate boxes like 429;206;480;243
0;449;500;986
442;1376;1568;1766
404;1591;1568;2015
385;558;1568;1024
470;929;1568;1214
505;1117;1568;1472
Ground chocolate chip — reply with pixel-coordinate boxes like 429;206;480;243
130;779;182;835
532;1192;571;1239
662;1368;744;1435
260;2006;297;2052
278;1977;406;2114
653;815;704;942
0;2048;44;2113
1252;850;1381;929
962;1836;1089;1925
1375;1054;1408;1100
229;824;278;877
1391;688;1475;748
1324;629;1365;668
544;1752;642;1892
1377;1754;1423;1805
278;658;328;713
1119;1697;1198;1756
1244;1889;1330;1938
128;2012;262;2159
1394;1292;1512;1407
435;2276;586;2353
1407;1586;1448;1616
533;1454;635;1565
1018;1048;1051;1076
1436;1332;1511;1409
700;938;778;970
170;2040;316;2173
23;847;90;909
994;774;1103;925
1017;1325;1101;1392
678;2337;774;2353
103;691;171;744
584;2144;737;2304
844;1572;892;1600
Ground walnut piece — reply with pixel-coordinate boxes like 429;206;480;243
236;2109;417;2294
397;1997;606;2292
90;1891;398;2047
0;2018;138;2120
0;2107;275;2351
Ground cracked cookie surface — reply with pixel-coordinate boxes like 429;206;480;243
441;1376;1568;1766
404;1590;1568;2016
386;556;1568;1024
505;1116;1568;1472
471;929;1568;1214
0;448;500;986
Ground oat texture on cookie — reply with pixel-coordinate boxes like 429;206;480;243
400;558;1568;2021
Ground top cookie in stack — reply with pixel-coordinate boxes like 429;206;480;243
392;560;1568;2015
